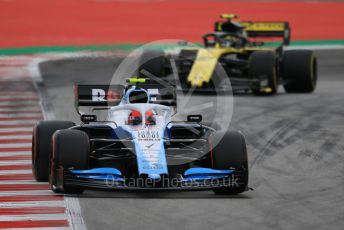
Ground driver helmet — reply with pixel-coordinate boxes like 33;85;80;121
145;110;156;125
128;110;142;125
125;86;149;104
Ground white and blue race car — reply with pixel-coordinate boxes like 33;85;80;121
32;79;249;195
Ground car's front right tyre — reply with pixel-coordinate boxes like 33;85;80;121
32;121;75;182
50;130;89;194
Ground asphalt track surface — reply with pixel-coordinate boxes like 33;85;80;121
39;50;344;230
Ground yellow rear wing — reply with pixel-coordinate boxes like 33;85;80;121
215;20;290;46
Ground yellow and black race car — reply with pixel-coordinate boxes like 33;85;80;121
173;14;317;94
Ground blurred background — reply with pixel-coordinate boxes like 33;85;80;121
0;0;343;53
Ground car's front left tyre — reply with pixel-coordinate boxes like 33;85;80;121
249;51;278;95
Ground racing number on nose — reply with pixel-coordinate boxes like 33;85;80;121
138;130;160;139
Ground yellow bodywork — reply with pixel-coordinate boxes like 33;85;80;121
186;47;270;87
240;22;285;32
187;49;225;87
187;13;286;87
217;13;286;33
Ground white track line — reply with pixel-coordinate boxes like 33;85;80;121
0;114;42;118
0;92;38;96
0;112;41;115
0;101;40;106
0;180;47;185
64;196;85;230
0;170;32;175
0;151;31;155
0;152;30;157
0;143;31;148
0;96;39;99
0;121;38;125
0;107;41;111
0;201;65;208
0;128;33;132
0;161;31;166
0;213;68;221
0;191;54;196
0;135;31;140
0;153;30;156
0;103;41;107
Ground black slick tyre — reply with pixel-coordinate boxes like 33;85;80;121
282;50;317;93
32;121;75;182
138;49;166;78
50;130;89;194
211;130;249;195
249;51;278;95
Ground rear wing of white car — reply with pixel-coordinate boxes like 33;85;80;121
74;82;176;115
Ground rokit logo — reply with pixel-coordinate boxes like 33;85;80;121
92;89;106;101
91;88;121;102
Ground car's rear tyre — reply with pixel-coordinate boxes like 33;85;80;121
211;130;249;195
50;130;89;194
138;49;166;78
177;49;197;84
32;121;75;182
249;51;278;95
282;50;317;93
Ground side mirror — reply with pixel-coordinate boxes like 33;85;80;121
81;114;97;123
187;115;202;123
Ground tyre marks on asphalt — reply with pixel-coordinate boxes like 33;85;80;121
0;56;70;229
230;78;344;229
